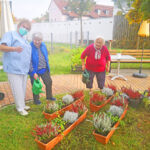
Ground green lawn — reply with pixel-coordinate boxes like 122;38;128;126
0;91;150;150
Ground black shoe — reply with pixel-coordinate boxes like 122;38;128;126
0;92;4;101
34;100;41;105
47;97;56;101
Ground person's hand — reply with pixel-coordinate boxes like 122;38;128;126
13;47;23;53
34;73;38;80
82;64;86;71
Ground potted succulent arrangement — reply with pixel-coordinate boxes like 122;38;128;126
43;91;84;120
33;102;88;150
92;97;128;144
121;87;141;108
90;93;113;112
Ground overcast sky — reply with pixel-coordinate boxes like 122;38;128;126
11;0;114;20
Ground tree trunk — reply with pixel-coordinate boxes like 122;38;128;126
80;16;83;46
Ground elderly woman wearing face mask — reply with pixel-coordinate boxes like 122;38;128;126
81;36;111;94
29;32;56;105
0;19;31;116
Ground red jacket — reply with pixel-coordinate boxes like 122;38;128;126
81;44;111;72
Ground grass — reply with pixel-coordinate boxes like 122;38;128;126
0;91;150;150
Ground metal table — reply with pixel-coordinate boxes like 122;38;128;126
111;54;136;81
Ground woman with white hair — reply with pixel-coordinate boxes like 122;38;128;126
0;19;32;116
29;32;56;105
81;36;111;94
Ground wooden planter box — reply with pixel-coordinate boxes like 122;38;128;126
90;95;114;112
93;105;128;145
43;96;84;120
35;109;88;150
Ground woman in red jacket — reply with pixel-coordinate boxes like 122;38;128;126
81;36;111;94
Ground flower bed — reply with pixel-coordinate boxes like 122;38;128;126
43;91;84;120
43;95;84;120
34;102;88;150
93;104;128;144
90;94;114;112
92;95;128;145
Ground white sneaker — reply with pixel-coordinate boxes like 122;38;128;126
18;110;28;116
24;106;30;111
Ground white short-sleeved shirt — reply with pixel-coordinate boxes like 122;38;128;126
0;31;31;75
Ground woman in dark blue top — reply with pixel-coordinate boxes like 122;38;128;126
29;32;55;105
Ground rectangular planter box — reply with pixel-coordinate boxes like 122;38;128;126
90;95;114;112
93;104;128;145
35;109;88;150
43;96;84;120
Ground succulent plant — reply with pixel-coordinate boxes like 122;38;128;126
102;87;114;97
63;111;78;123
108;105;123;117
62;94;74;104
93;112;112;136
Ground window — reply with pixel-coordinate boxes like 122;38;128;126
96;9;101;15
103;10;109;15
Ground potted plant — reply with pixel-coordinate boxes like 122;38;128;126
90;93;113;112
92;103;128;144
121;87;141;108
43;91;84;120
33;102;88;150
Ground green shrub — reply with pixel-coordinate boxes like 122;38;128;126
71;47;84;70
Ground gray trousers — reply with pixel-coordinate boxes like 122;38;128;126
86;70;106;89
7;73;27;111
30;71;52;101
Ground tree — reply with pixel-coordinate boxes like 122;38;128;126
112;0;134;14
67;0;95;46
126;0;150;24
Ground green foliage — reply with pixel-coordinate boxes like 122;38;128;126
71;47;84;70
52;115;66;133
126;0;150;24
67;0;95;17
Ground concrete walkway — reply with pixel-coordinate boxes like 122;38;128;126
0;69;150;108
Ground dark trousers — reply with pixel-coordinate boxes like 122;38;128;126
30;71;52;101
86;70;105;89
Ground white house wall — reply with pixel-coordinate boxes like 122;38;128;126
49;0;67;22
28;18;113;43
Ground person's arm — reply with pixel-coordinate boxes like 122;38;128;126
0;44;22;53
81;45;91;71
106;60;110;72
81;59;86;71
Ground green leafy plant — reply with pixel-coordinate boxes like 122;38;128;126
71;47;84;70
52;114;66;133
